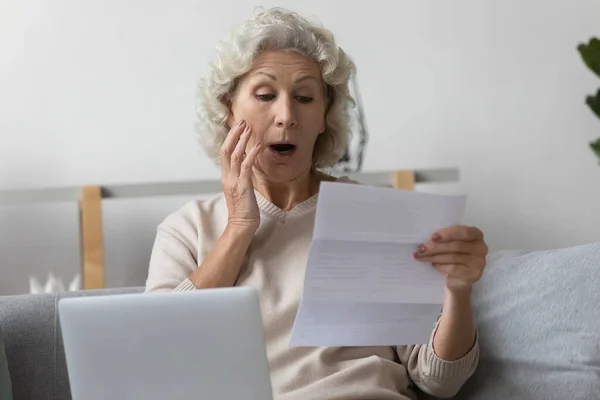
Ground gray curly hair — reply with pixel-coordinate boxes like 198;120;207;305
195;7;357;168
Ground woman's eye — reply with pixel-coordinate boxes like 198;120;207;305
256;94;275;101
296;96;313;104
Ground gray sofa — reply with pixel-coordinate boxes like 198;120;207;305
0;287;144;400
1;242;599;400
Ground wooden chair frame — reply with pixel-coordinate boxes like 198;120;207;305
80;186;105;289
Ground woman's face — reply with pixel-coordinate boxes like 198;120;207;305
227;50;327;183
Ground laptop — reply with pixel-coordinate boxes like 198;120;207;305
58;287;274;400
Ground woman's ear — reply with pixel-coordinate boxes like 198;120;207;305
222;92;236;129
319;123;326;135
226;112;236;130
318;112;327;135
320;86;333;135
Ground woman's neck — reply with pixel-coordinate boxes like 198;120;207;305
252;168;324;211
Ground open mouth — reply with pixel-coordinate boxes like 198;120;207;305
269;143;297;154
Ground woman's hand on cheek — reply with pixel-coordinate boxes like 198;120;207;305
413;225;488;293
220;120;263;232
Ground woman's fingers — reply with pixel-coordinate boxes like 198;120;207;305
218;119;260;188
414;252;481;268
219;120;246;172
240;142;262;181
230;124;252;175
416;240;488;257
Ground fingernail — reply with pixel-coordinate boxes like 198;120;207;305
432;233;441;241
418;244;427;254
238;120;245;127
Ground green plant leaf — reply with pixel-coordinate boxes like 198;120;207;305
590;137;600;162
586;88;600;119
578;37;600;78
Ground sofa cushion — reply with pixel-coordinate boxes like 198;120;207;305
0;326;12;400
455;242;600;399
0;287;143;400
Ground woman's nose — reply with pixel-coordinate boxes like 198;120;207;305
275;98;297;128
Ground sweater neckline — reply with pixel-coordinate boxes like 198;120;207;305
254;189;319;221
252;175;352;222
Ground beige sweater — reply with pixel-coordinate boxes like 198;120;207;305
145;181;479;400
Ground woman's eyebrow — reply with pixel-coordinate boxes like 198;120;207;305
253;71;319;85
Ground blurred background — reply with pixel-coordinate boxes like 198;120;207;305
1;0;599;295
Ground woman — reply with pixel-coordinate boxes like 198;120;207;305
145;7;488;400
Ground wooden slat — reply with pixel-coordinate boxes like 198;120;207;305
80;186;105;289
393;170;416;190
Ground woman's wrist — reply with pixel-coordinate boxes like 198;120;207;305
432;287;476;361
224;222;257;241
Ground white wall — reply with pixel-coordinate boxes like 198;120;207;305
1;0;599;293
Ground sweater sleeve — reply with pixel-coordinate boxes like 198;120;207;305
395;319;479;398
144;204;202;293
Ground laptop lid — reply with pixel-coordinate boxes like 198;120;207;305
58;287;274;400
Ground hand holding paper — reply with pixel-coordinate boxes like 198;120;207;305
289;181;468;347
413;225;488;293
